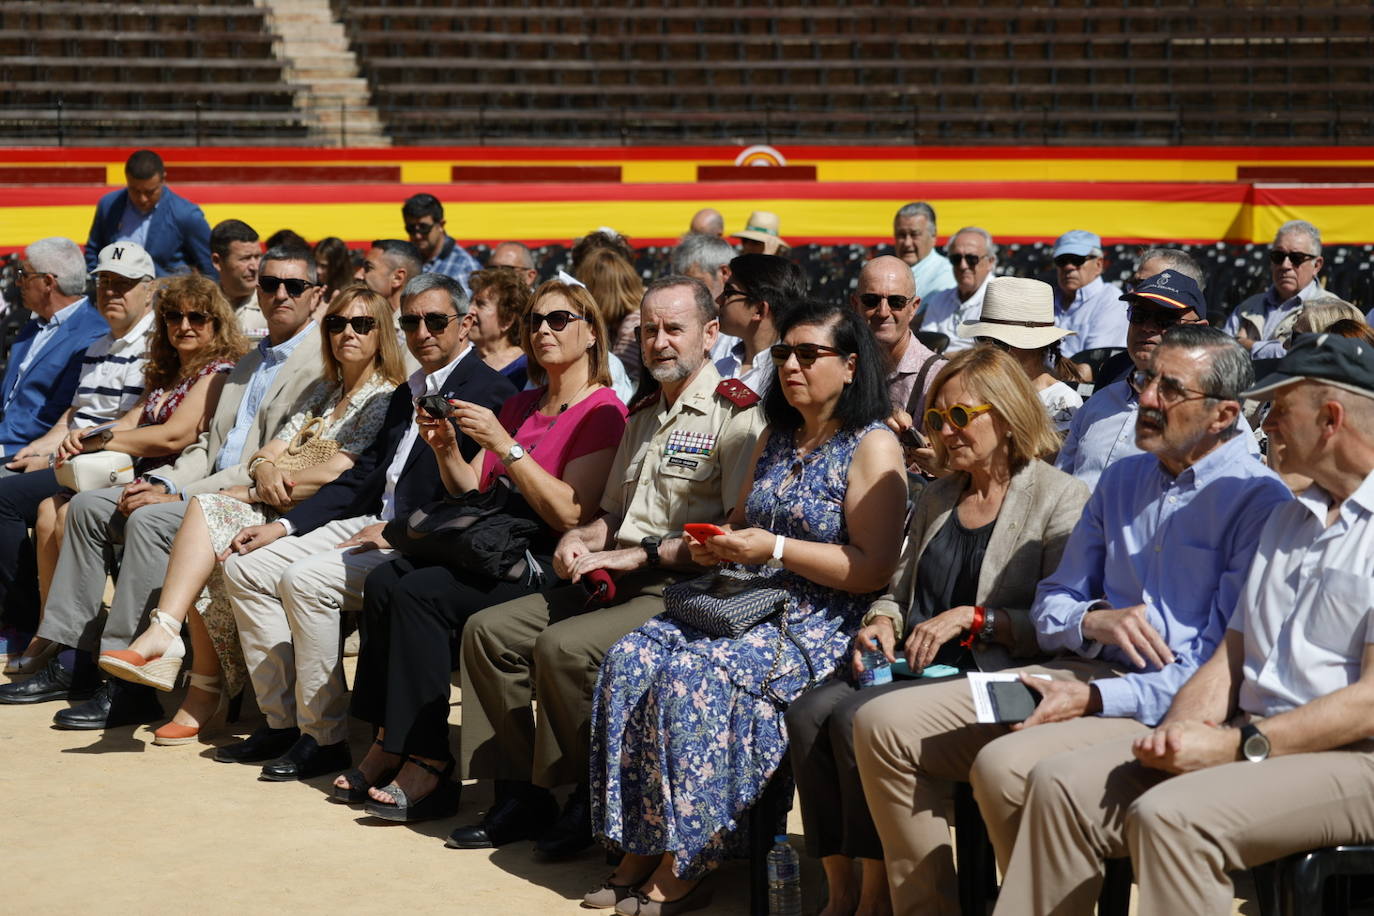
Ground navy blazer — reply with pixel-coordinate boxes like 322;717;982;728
0;300;111;456
84;186;215;279
283;351;518;536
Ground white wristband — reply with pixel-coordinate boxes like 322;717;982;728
768;534;786;568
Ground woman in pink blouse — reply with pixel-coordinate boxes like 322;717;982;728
334;278;628;821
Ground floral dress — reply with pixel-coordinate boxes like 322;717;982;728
191;375;393;695
590;420;891;879
135;359;235;475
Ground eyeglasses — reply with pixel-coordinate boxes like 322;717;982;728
1054;254;1096;269
975;336;1012;351
399;311;460;334
258;276;320;298
1127;303;1195;330
529;309;586;333
717;286;750;304
404;221;439;237
769;342;847;368
948;253;985;269
1268;249;1319;268
857;293;912;311
162;310;211;327
1128;368;1226;404
323;314;379;335
925;402;994;432
15;267;52;283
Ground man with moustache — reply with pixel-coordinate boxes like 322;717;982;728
852;325;1292;916
451;275;765;858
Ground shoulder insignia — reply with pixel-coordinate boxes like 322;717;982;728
627;391;660;415
715;377;760;408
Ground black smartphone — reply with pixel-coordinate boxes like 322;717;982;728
417;394;456;419
988;680;1042;723
898;425;927;450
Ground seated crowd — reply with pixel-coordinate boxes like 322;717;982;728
2;162;1374;916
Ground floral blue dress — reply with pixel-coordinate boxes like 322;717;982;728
590;420;891;879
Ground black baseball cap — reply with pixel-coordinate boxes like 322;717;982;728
1242;332;1374;400
1120;271;1207;319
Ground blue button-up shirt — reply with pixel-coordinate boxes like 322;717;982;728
5;297;88;408
115;201;154;249
213;321;315;472
422;235;480;296
1032;433;1292;724
1054;275;1128;358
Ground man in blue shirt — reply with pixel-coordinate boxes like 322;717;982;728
402;193;479;296
1051;229;1128;358
850;326;1292;916
83;150;214;280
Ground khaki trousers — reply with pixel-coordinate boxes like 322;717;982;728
851;658;1120;916
992;732;1374;916
458;567;681;788
222;516;392;745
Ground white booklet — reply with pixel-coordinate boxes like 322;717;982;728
968;672;1052;724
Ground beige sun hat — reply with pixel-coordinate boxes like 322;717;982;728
733;210;789;254
957;276;1076;350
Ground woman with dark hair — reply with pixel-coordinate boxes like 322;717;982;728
785;345;1087;916
585;299;907;914
468;266;532;388
713;253;809;394
314;237;356;302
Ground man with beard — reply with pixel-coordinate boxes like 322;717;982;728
451;275;766;858
852;325;1292;916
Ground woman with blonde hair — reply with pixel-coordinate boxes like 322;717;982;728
785;345;1089;916
574;246;645;385
99;284;404;744
338;277;628;820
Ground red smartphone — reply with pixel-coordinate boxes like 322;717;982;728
683;523;726;544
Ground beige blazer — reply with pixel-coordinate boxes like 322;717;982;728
865;458;1089;671
162;327;324;498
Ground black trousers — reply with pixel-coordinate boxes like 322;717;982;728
350;554;552;762
0;468;61;634
785;673;960;861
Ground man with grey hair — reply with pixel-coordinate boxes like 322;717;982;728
1225;219;1325;354
217;272;516;782
893;201;955;302
918;226;998;352
672;231;739;362
488;240;538;289
689;208;725;238
0;238;111;459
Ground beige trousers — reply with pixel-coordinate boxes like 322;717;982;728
222;515;393;745
851;658;1121;916
992;732;1374;916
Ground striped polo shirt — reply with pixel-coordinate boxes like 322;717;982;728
70;310;154;428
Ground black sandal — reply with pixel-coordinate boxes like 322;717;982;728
331;739;401;805
363;757;461;823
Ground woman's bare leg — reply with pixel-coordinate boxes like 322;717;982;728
855;858;893;916
638;853;702;902
334;728;403;792
819;855;859;916
124;498;217;660
161;608;223;729
607;852;664;889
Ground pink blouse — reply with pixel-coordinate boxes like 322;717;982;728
478;386;628;492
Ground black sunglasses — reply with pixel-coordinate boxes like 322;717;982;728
529;309;586;332
948;253;985;269
405;221;439;237
770;342;846;368
323;314;379;335
1054;254;1095;269
975;336;1012;351
1127;303;1191;330
399;312;460;333
163;309;211;327
258;276;320;298
857;293;912;311
1268;249;1318;267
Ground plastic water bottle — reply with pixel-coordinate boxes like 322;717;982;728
767;834;802;916
856;649;892;687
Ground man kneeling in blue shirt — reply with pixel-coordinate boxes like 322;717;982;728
850;325;1293;916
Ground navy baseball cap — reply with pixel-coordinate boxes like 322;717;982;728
1243;332;1374;400
1120;271;1207;320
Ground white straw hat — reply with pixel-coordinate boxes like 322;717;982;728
957;276;1076;350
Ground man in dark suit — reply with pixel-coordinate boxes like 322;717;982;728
83;149;215;280
218;273;517;781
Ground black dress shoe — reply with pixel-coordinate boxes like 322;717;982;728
260;734;351;782
446;784;558;849
536;783;595;859
215;725;301;764
52;679;164;730
0;657;89;705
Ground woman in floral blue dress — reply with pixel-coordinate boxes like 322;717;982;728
588;299;909;915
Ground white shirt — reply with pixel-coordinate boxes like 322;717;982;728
714;339;774;397
910;250;956;302
379;344;471;522
1234;472;1374;718
70;310;155;427
1054;276;1128;358
1038;380;1083;434
919;276;991;353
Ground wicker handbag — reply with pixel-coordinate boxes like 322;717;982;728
662;565;791;639
273;415;341;473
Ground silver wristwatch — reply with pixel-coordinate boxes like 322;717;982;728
1240;723;1270;762
504;443;526;465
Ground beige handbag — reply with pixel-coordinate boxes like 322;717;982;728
54;451;136;492
273;415;341;473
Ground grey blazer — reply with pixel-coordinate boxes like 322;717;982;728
864;458;1089;671
160;327;324;498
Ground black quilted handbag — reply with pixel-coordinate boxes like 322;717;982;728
662;565;789;638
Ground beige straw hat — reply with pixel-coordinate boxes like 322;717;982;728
957;276;1076;350
733;210;789;254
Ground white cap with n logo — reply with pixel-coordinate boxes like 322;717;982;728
94;242;155;280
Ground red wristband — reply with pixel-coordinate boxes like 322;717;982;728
960;605;986;648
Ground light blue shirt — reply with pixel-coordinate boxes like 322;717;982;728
5;298;89;409
1057;377;1260;490
918;276;990;353
1031;434;1292;725
910;251;956;303
213;321;315;472
1054;276;1128;358
115;201;154;249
